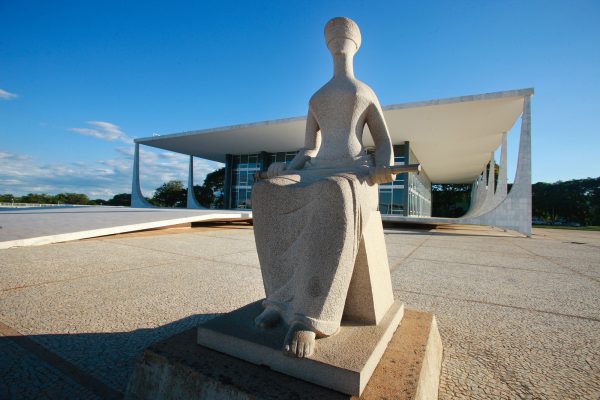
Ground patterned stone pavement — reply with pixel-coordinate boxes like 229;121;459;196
0;223;599;399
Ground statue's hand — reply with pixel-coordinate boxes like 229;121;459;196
369;166;396;185
267;162;287;178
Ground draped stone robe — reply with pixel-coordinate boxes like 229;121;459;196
252;161;378;337
252;77;391;337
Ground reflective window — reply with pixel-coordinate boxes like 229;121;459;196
230;153;261;209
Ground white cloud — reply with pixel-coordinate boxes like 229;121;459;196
0;149;223;200
69;121;132;144
0;88;17;100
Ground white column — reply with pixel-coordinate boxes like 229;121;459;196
187;156;205;209
479;152;496;213
494;132;508;205
131;143;153;208
465;172;485;217
461;95;532;236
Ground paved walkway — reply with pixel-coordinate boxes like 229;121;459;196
0;224;599;399
0;206;251;249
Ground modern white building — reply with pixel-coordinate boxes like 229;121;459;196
132;88;533;236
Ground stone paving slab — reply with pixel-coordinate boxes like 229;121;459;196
0;240;191;290
549;257;600;279
0;225;599;399
392;257;600;321
0;334;102;400
212;249;261;269
411;245;567;273
106;232;257;259
397;290;600;399
421;238;533;255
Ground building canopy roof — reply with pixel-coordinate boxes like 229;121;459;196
136;88;533;184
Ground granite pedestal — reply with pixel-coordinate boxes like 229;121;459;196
125;308;442;399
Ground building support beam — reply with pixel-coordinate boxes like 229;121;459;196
130;143;154;208
187;156;205;209
460;95;532;236
493;132;508;206
479;152;496;214
464;170;486;217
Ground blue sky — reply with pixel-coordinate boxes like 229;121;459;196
1;0;599;199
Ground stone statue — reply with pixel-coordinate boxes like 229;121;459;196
252;17;395;358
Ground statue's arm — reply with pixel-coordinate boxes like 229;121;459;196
289;108;320;170
366;98;395;184
269;108;319;176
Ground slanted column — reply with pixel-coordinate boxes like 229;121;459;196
187;156;205;209
479;152;496;213
513;97;532;192
510;95;533;234
494;132;508;204
131;143;153;208
461;94;533;236
488;152;495;195
465;172;485;217
476;170;486;207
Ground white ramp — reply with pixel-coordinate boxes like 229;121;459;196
0;206;252;249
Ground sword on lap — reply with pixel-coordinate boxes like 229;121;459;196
254;162;421;181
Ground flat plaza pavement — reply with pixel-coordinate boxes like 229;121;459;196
1;223;599;399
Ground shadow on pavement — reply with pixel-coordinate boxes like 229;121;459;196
0;312;221;399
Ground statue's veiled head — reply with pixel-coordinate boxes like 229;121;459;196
324;17;361;56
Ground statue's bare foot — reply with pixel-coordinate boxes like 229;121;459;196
254;308;281;329
283;322;316;358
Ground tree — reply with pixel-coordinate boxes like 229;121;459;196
152;180;186;207
431;184;471;217
203;168;225;194
89;199;108;205
107;193;132;206
20;193;55;204
0;194;16;203
193;185;214;208
532;177;600;225
202;167;225;208
188;167;225;208
54;192;90;205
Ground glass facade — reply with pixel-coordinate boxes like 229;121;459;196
223;142;431;217
374;144;408;215
407;149;432;216
226;151;298;209
229;154;260;209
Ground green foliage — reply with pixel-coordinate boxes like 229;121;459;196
193;185;214;208
198;167;225;208
203;168;225;194
533;177;600;225
0;194;16;202
89;199;108;205
19;193;56;203
151;180;186;207
431;184;471;217
107;193;131;206
147;169;225;208
54;192;90;205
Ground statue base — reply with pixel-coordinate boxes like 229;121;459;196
197;300;403;396
125;302;443;399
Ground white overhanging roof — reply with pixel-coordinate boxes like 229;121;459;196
136;88;533;184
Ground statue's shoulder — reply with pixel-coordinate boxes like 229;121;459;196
353;80;378;102
308;80;332;107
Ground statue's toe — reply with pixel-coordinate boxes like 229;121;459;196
284;322;316;358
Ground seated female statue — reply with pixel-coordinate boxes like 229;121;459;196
252;17;395;358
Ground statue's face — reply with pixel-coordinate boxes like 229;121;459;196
327;37;358;57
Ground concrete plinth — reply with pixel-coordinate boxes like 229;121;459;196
198;300;403;396
125;307;443;399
